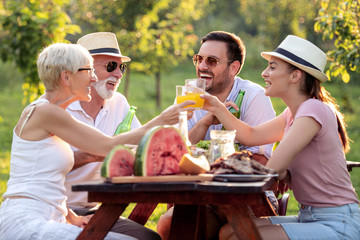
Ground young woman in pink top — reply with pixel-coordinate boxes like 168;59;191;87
201;35;360;239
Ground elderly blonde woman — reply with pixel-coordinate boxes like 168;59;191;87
0;43;194;240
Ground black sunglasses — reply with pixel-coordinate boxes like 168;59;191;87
103;61;127;74
192;54;235;68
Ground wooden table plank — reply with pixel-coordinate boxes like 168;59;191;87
76;203;128;240
110;174;213;183
87;191;265;206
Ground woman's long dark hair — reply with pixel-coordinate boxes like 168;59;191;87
289;65;350;153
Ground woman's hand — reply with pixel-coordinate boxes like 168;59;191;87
277;170;292;195
72;215;92;228
200;99;238;126
158;100;195;125
66;208;93;228
201;94;226;113
201;94;238;116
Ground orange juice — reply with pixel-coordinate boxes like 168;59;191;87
176;92;204;109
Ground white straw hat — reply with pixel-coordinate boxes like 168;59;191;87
261;35;328;82
77;32;131;62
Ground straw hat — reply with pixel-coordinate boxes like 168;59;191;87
77;32;131;62
261;35;328;82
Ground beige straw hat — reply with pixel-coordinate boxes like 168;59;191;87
261;35;328;82
77;32;131;62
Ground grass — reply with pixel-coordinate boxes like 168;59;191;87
0;54;359;230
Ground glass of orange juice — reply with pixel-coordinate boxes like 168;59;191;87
176;78;205;109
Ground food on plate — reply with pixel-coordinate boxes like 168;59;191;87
208;150;276;175
179;153;210;175
134;126;190;176
101;145;135;178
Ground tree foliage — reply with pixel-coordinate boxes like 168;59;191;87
68;0;209;108
0;0;80;103
314;0;360;83
237;0;321;47
1;0;359;105
131;0;209;107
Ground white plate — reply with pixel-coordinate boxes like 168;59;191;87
213;173;278;182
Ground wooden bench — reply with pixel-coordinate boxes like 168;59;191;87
347;160;360;172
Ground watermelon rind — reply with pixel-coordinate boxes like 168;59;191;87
134;125;190;176
134;126;161;176
101;145;133;178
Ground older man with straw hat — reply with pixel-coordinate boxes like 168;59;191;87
65;32;161;240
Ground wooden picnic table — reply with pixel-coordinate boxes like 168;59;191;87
72;175;276;240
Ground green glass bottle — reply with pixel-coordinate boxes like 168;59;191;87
229;90;245;118
114;105;137;135
222;90;245;130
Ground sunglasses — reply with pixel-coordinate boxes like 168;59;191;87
78;67;96;78
192;54;235;68
103;61;127;74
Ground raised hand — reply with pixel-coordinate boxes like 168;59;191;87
158;100;196;125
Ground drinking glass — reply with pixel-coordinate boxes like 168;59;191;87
176;78;205;109
208;130;236;164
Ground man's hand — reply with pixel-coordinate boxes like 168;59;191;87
72;150;104;170
188;112;218;144
202;112;221;126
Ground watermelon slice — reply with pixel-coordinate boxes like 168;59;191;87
134;126;190;176
101;145;135;178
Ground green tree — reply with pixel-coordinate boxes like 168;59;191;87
314;0;360;83
133;0;209;108
68;0;209;108
0;0;80;104
237;0;321;47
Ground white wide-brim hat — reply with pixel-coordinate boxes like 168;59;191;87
77;32;131;62
261;35;328;82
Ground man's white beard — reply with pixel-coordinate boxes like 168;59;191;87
92;77;119;100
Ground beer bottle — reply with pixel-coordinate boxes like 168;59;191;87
222;90;245;130
229;90;245;118
114;105;137;135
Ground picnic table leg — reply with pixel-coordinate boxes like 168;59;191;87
222;205;262;240
169;204;206;240
128;203;158;225
251;192;277;217
195;205;207;239
76;203;128;240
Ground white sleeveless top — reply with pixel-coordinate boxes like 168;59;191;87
3;98;74;215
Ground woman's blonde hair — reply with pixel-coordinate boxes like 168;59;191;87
37;43;93;91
